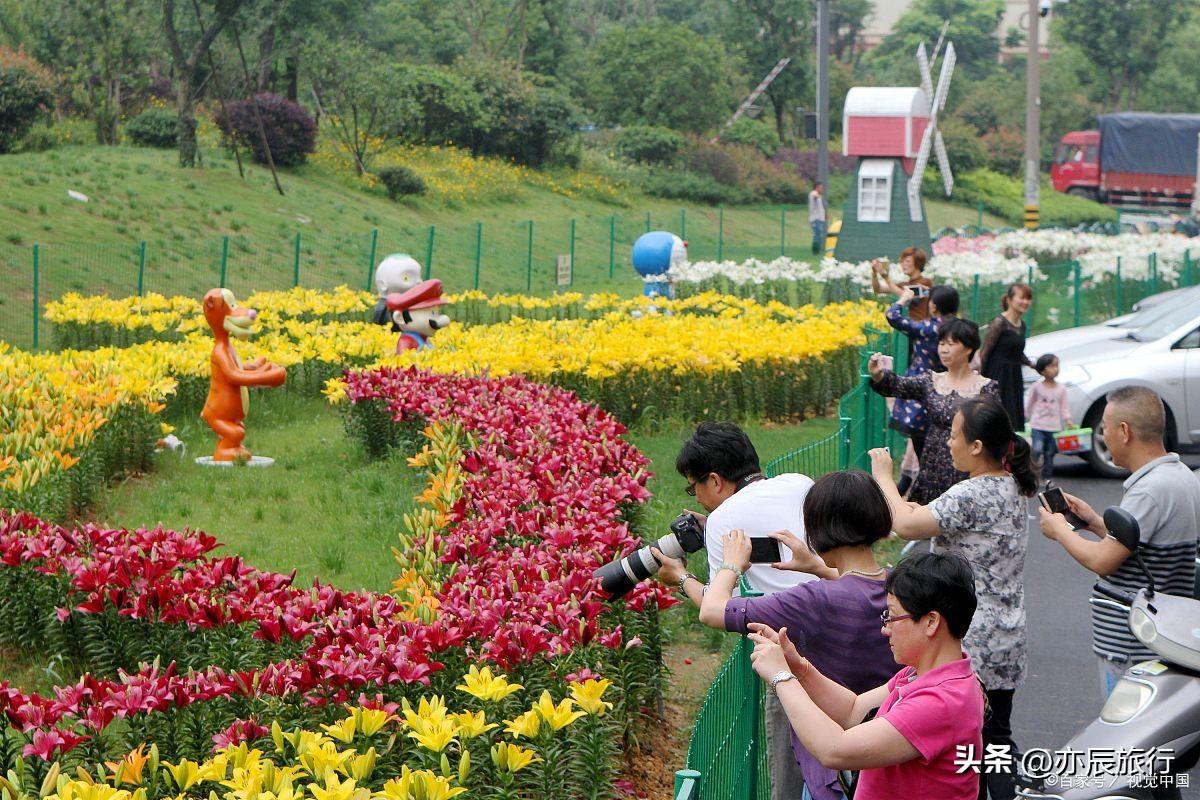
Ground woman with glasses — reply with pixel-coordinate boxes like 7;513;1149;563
867;397;1036;800
747;552;984;800
659;471;898;800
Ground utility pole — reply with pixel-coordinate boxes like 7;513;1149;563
1023;0;1040;229
816;0;830;187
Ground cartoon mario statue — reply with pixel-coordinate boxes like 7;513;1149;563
386;278;451;353
197;288;287;466
372;254;423;330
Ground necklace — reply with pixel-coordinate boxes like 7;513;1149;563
841;567;886;579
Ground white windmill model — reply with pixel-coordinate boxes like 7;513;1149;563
833;40;957;263
907;42;957;221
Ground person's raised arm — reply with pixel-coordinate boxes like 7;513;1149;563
868;355;928;401
869;448;941;540
697;531;753;627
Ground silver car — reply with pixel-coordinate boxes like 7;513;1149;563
1024;285;1200;478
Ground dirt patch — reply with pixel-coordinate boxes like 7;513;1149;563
622;629;725;799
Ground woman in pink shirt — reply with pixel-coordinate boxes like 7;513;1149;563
748;552;985;800
1025;354;1073;481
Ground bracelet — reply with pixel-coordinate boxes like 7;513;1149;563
719;563;745;579
676;573;697;594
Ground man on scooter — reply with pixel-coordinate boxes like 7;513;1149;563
1038;387;1200;696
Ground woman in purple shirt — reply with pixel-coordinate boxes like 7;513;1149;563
664;471;898;800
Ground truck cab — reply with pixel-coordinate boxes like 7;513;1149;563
1050;130;1100;201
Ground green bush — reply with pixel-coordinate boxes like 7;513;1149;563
377;165;426;199
0;52;52;154
937;116;988;174
955;168;1118;226
640;168;752;204
980;125;1024;177
683;141;741;185
613;125;684;165
721;117;780;157
125;108;179;148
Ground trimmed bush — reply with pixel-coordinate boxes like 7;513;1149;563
641;168;752;204
980;125;1024;177
683;141;741;185
955;168;1118;226
773;148;856;182
213;93;317;167
125;107;178;148
0;47;52;154
613;125;685;165
721;117;780;157
377;165;426;199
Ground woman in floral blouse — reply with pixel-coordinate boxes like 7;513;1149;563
868;397;1038;800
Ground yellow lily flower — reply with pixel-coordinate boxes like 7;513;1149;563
569;678;614;716
452;710;497;739
502;709;541;740
532;690;586;730
321;716;357;744
490;743;540;774
162;759;202;792
455;665;523;702
406;717;459;753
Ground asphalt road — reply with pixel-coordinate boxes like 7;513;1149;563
1013;454;1200;798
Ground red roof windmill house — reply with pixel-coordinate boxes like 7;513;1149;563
834;42;956;263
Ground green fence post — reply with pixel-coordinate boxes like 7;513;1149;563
1073;260;1082;328
292;233;301;288
608;216;616;279
673;770;701;800
526;220;534;292
780;205;786;257
31;243;39;349
137;241;147;296
365;228;379;291
679;208;686;240
473;222;483;290
1115;256;1123;314
424;226;435;280
219;235;229;289
1150;252;1159;295
645;211;651;233
568;218;576;288
717;205;725;261
970;274;980;320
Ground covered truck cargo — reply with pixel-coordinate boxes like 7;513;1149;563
1099;113;1200;176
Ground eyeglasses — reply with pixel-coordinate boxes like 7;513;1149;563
881;610;915;627
684;474;710;497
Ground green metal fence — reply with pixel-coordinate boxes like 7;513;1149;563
0;204;822;349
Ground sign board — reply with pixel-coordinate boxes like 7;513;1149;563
556;254;572;287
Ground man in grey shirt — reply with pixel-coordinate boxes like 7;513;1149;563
1039;386;1200;696
808;182;826;255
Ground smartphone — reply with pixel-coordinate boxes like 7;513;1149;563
911;285;930;299
748;537;782;564
1038;486;1088;530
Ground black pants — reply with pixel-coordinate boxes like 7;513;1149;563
980;688;1018;800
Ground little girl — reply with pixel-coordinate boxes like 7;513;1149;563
1025;354;1072;481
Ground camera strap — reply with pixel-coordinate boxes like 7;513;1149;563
735;473;766;492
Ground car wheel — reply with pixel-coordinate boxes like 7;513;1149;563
1083;403;1131;479
1067;187;1099;203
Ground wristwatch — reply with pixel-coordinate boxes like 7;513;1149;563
677;573;697;594
770;671;796;694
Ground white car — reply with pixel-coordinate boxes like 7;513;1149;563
1024;285;1200;478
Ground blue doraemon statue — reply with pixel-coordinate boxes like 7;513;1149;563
632;231;687;299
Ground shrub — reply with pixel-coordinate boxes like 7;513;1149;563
613;125;684;165
723;143;806;203
125;107;178;148
683;141;741;185
0;46;52;154
980;125;1024;177
773;148;856;182
377;165;426;199
721;117;781;157
936;116;988;174
640;168;752;205
213;93;317;167
955;168;1117;226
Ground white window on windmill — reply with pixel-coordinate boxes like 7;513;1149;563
857;159;893;222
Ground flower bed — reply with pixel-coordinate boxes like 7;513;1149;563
0;368;668;795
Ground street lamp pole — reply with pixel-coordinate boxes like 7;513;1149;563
816;0;830;188
1024;0;1041;229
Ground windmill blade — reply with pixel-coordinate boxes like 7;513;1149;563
934;130;954;196
916;43;935;107
932;42;956;114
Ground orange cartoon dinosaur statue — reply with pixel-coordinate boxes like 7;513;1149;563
200;288;286;462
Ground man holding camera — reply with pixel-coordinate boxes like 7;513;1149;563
655;421;815;800
1038;387;1200;696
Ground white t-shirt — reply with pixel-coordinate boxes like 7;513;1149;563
705;473;816;595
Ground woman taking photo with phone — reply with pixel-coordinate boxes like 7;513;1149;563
866;397;1037;800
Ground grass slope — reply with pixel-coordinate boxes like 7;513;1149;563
0;144;997;346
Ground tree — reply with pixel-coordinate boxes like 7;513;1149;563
306;38;410;174
161;0;250;167
863;0;1005;82
585;21;740;133
1054;0;1196;109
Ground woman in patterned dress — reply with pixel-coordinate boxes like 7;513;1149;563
868;318;997;504
867;398;1038;800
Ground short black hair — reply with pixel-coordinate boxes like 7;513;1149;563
803;471;892;553
929;285;959;316
675;422;762;483
886;552;977;639
938;317;981;359
1034;353;1057;374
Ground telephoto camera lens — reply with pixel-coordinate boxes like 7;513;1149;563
593;512;707;600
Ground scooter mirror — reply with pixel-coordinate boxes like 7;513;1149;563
1103;506;1141;552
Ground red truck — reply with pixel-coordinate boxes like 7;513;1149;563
1050;112;1200;207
